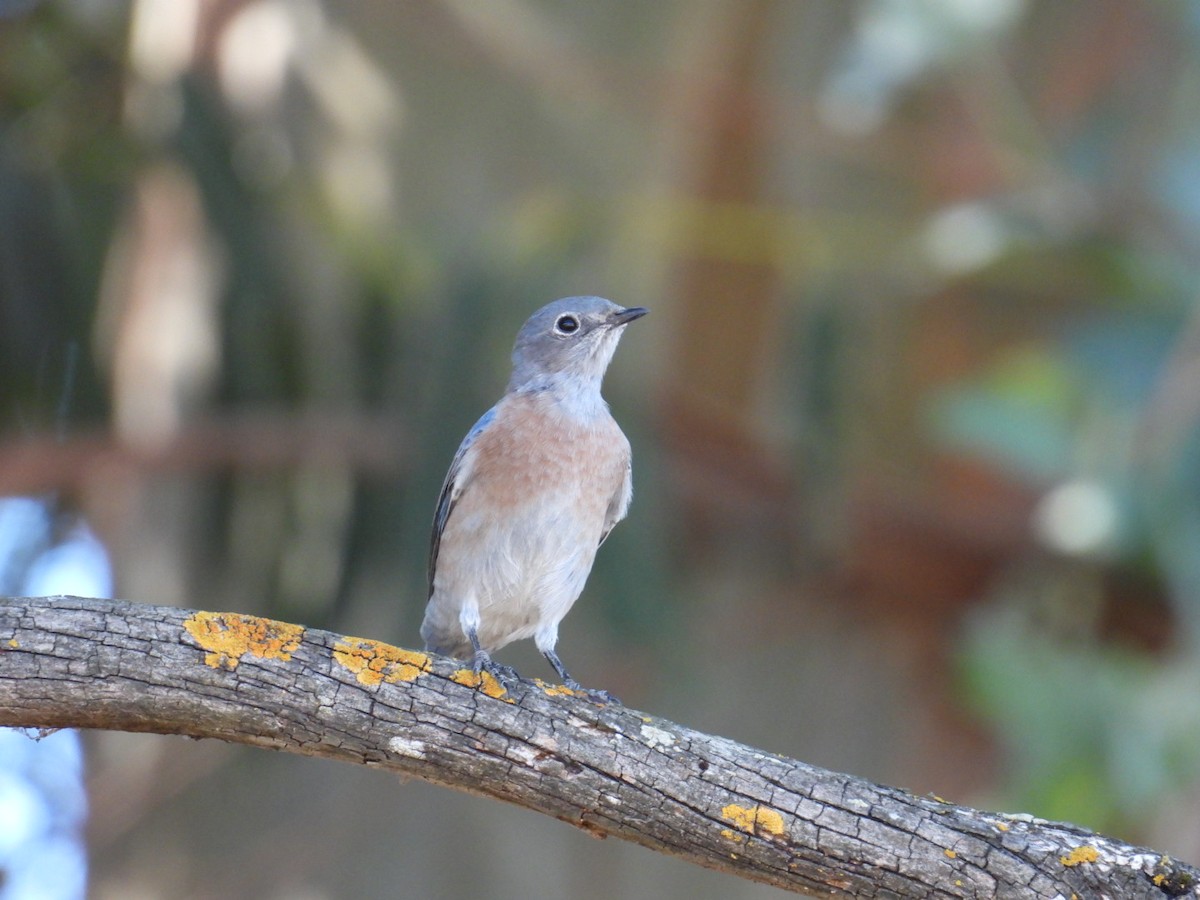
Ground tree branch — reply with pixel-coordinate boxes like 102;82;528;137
0;596;1194;898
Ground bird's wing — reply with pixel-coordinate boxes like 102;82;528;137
598;452;633;548
428;406;496;596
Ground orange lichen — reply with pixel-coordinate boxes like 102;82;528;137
451;668;513;702
721;803;786;839
534;679;577;697
1060;846;1099;867
183;612;304;670
332;638;430;686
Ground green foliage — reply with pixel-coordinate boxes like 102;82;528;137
961;600;1200;834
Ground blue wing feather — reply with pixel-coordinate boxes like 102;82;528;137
427;406;497;597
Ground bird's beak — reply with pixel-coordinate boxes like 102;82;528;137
609;306;649;327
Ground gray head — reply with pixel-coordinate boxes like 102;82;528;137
508;296;648;393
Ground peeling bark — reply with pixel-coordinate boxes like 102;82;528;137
0;595;1195;899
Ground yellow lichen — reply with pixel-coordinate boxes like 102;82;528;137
451;668;513;702
1060;846;1099;867
5;638;16;648
534;679;577;697
182;612;304;670
944;849;957;859
720;828;745;843
721;803;786;838
332;638;430;686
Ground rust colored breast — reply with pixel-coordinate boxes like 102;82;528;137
463;392;629;525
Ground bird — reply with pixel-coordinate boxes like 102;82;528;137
421;296;647;700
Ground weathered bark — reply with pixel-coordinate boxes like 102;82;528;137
0;595;1194;899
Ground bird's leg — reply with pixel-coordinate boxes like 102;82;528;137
465;624;519;687
542;647;619;705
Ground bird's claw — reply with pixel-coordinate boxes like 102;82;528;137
473;652;520;689
565;679;619;705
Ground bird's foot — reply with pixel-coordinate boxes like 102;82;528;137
563;677;620;706
542;648;619;704
581;687;621;705
472;651;520;689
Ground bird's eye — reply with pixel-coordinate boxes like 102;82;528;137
554;315;579;335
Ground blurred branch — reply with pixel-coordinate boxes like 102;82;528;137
2;596;1195;899
0;411;407;495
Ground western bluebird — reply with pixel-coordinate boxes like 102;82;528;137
421;296;647;699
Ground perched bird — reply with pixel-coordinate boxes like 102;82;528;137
421;296;647;698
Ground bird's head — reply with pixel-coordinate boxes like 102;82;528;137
508;296;647;393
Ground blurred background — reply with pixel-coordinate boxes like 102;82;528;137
3;0;1200;897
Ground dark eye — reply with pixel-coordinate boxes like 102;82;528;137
554;315;579;335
